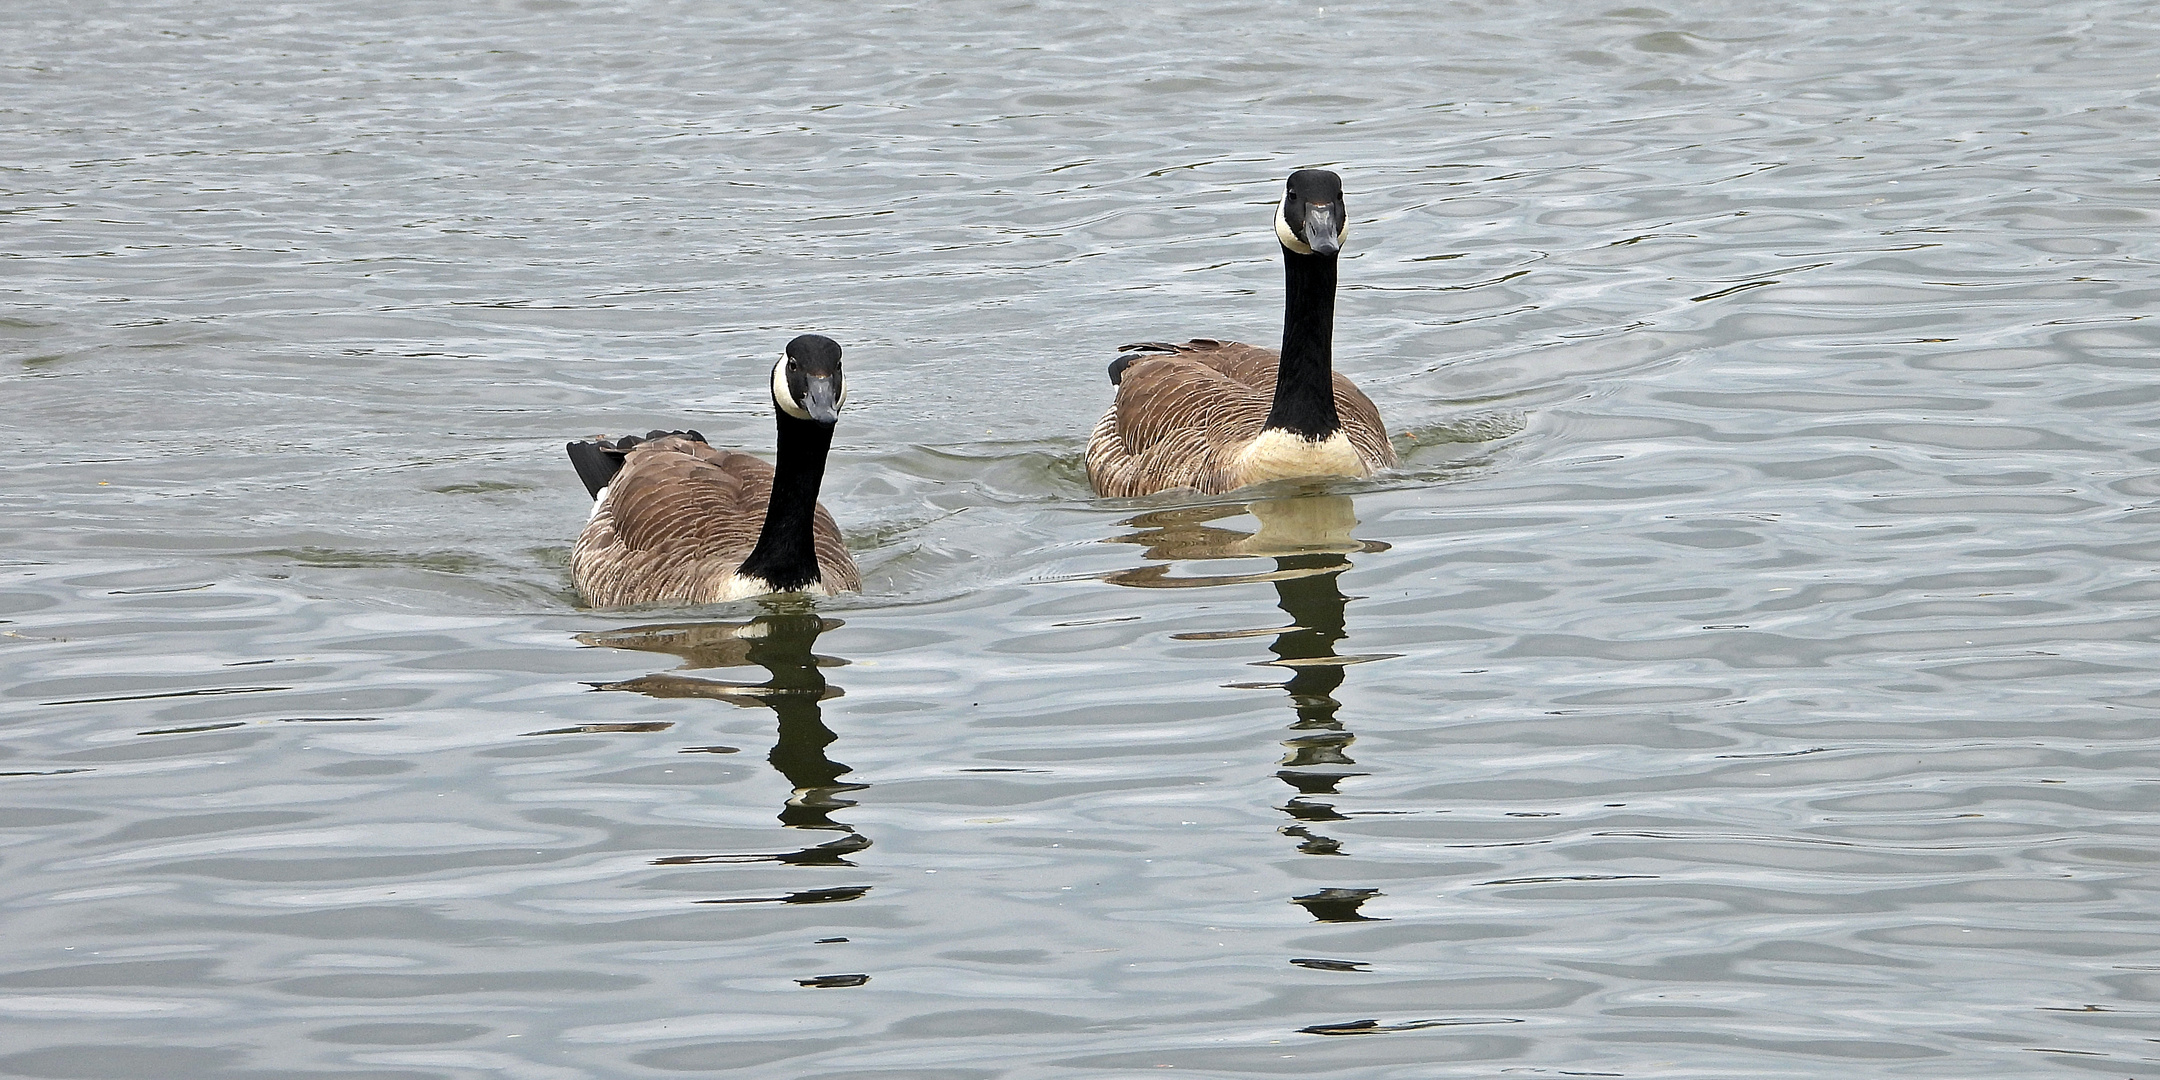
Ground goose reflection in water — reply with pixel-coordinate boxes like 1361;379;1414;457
1104;493;1397;918
576;609;871;871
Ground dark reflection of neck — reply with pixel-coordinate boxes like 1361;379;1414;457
1266;552;1362;855
745;612;859;836
1098;494;1386;855
1270;553;1352;726
579;607;866;865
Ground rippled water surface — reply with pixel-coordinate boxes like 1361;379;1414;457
6;1;2160;1076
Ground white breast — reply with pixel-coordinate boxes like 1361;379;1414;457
1231;429;1372;487
701;573;838;603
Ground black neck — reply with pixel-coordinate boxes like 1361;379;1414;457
1263;247;1341;440
736;411;833;592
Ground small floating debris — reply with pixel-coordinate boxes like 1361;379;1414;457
796;974;868;988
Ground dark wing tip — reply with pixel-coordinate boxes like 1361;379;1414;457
632;429;706;445
1108;354;1135;386
566;440;625;500
1111;342;1191;384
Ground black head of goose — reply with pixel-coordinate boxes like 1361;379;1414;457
566;334;861;607
1085;168;1396;498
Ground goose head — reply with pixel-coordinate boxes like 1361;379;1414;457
1273;169;1347;257
771;333;847;425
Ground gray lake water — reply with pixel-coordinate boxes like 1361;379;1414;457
5;1;2160;1076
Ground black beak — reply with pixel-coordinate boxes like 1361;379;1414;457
1302;201;1344;256
799;374;841;425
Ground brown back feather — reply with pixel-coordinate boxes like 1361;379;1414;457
1085;340;1395;497
572;435;857;607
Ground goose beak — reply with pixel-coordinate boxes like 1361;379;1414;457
800;374;841;425
1303;201;1345;256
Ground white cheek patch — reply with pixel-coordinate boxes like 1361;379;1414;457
1275;202;1348;253
772;356;810;420
1275;202;1313;254
588;486;611;521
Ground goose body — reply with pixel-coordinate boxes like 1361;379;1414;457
568;335;860;608
1086;170;1396;498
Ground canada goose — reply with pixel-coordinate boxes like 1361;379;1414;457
566;334;861;607
1086;169;1397;497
